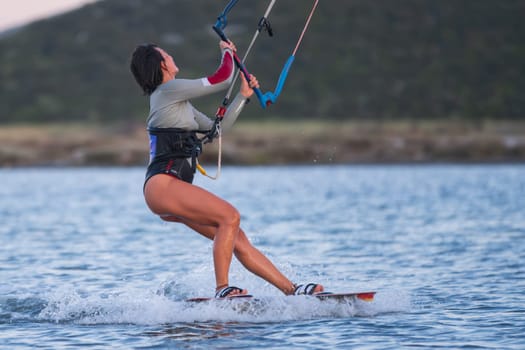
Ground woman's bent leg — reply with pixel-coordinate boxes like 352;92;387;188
145;174;323;296
181;220;324;295
144;174;243;292
182;220;296;294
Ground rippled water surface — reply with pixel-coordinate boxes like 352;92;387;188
1;165;524;349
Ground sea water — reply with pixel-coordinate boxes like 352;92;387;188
0;165;523;349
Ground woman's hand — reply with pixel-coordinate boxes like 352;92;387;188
240;73;260;98
219;40;236;52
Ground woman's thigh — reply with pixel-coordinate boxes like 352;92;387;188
144;174;238;227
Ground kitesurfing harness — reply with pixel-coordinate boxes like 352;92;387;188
146;127;205;184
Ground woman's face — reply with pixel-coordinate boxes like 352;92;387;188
156;47;179;78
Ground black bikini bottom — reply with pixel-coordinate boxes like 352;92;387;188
144;157;194;187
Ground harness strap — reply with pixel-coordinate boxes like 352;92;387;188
148;127;203;173
147;123;223;181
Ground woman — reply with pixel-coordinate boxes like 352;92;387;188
130;40;324;298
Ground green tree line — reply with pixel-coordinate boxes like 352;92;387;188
0;0;523;124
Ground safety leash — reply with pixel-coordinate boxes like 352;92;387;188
196;122;222;180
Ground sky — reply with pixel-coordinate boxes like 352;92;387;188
0;0;98;32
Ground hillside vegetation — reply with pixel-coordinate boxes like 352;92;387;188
0;0;524;124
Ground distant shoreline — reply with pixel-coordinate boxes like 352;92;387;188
1;120;524;167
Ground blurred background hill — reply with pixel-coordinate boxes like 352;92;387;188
0;0;524;165
1;0;524;123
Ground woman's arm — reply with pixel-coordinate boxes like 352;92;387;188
157;47;235;102
221;74;259;132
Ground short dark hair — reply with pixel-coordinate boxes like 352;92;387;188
130;44;164;95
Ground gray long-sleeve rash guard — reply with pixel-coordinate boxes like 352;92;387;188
146;48;248;132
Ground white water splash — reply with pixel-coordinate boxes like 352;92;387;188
38;286;410;325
